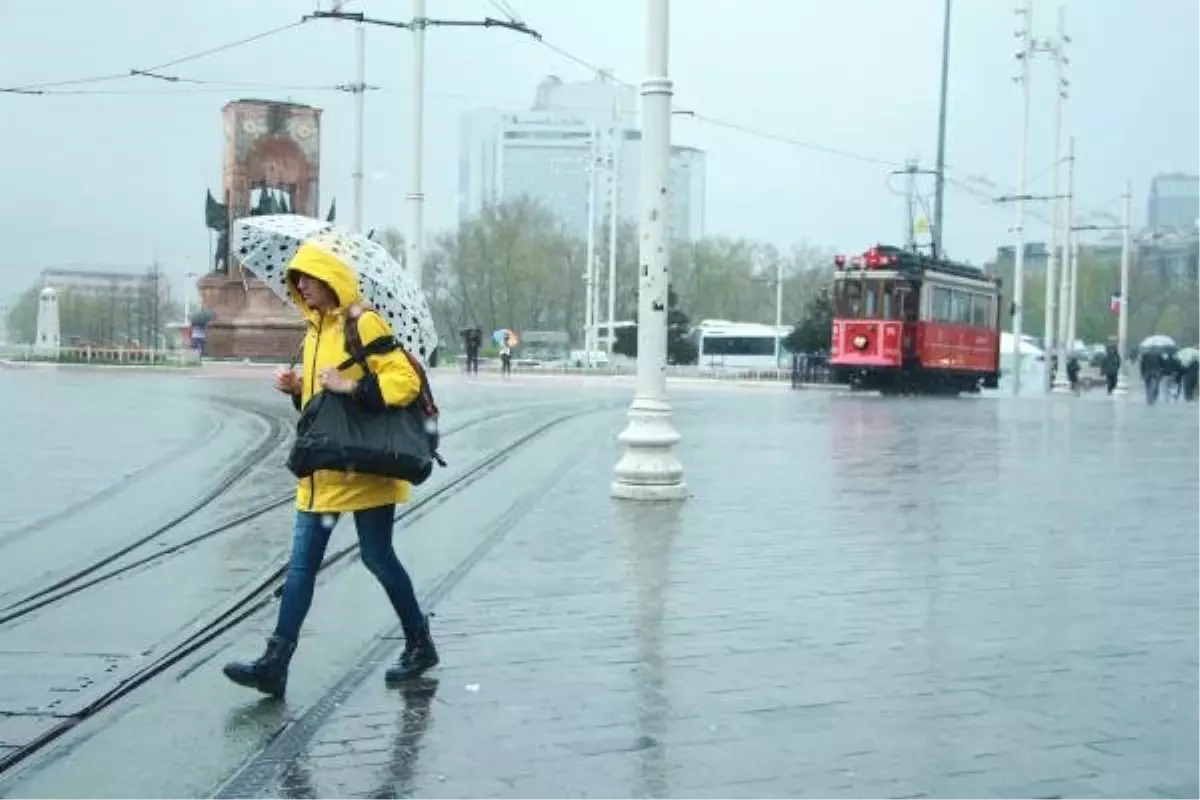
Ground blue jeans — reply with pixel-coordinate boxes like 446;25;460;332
273;504;425;642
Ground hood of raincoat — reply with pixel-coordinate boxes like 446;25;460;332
286;242;361;318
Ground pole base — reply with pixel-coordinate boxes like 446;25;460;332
1112;376;1130;395
1050;377;1073;394
611;397;687;502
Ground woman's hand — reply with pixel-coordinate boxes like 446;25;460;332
274;368;302;395
319;367;357;395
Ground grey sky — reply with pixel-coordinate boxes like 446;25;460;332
1;0;1196;301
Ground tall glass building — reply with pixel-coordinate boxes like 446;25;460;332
458;76;706;242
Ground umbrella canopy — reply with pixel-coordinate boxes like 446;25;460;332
1176;346;1199;366
233;214;438;360
1139;334;1177;352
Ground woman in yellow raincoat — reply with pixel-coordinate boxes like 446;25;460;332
223;242;438;697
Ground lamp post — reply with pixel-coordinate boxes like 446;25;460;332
612;0;686;501
1115;181;1132;393
351;21;366;232
1010;0;1033;395
1042;6;1068;389
406;0;427;287
1052;136;1076;393
583;127;599;365
932;0;951;259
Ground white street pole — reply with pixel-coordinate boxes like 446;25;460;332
183;271;196;323
351;21;366;233
774;256;783;364
1052;136;1075;392
1068;237;1080;354
405;0;426;287
1115;179;1132;393
606;105;621;353
1010;0;1033;396
583;130;598;365
932;0;951;258
612;0;686;501
1043;5;1066;390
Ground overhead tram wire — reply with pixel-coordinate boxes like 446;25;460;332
524;30;1079;231
531;24;1119;235
1;19;309;95
530;34;906;170
487;0;524;24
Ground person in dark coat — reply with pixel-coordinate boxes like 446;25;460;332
1101;344;1121;394
1140;349;1164;405
1163;352;1185;401
1184;359;1199;402
461;328;482;375
1066;354;1081;393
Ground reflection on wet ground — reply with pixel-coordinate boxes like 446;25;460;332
1;368;1196;799
215;389;1198;799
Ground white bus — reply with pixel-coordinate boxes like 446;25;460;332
693;320;792;370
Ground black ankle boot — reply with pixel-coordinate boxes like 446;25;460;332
223;635;295;698
385;617;439;684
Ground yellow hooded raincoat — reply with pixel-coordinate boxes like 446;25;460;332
286;242;422;513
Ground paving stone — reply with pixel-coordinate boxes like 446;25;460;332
234;392;1198;798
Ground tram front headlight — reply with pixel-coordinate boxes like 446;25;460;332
853;335;868;350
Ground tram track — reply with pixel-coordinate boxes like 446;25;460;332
0;400;617;778
0;399;288;616
0;413;229;551
0;400;557;627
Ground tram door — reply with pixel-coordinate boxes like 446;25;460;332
895;283;919;360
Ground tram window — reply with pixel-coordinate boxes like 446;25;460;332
950;291;972;324
834;281;864;318
932;287;952;321
864;285;877;318
970;293;991;326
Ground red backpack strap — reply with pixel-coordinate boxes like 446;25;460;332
401;350;439;416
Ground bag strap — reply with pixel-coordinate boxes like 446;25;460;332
336;307;441;420
336;304;385;372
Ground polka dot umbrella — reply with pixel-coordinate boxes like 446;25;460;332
232;214;438;362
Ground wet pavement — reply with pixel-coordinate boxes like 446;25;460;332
1;367;1197;798
204;389;1199;800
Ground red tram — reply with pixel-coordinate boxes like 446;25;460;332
829;245;1002;395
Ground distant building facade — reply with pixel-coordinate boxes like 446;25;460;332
458;76;706;242
990;241;1051;274
40;268;170;302
1147;173;1199;233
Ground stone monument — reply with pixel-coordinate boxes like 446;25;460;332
198;99;331;359
34;286;61;358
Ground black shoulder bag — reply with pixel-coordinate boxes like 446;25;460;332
286;309;444;485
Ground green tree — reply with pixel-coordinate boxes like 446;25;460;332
612;287;697;364
431;198;585;345
6;286;38;343
783;285;833;353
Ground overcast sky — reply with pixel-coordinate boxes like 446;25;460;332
1;0;1196;301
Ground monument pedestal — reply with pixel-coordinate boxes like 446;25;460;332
198;273;303;360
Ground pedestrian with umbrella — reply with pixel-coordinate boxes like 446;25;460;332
1177;346;1199;402
221;215;441;698
495;328;517;378
1138;334;1175;406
